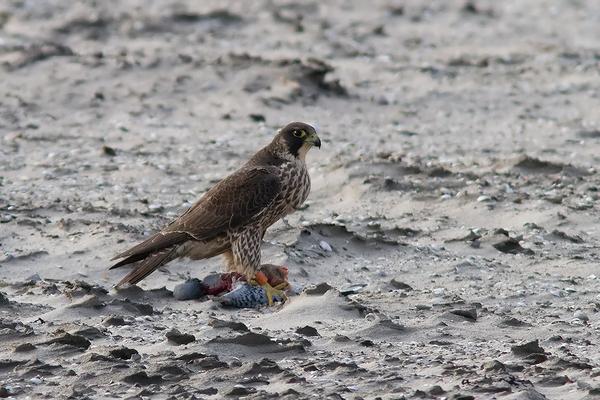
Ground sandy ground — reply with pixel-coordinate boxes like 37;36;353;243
2;0;600;398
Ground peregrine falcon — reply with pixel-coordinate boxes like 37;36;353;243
110;122;321;304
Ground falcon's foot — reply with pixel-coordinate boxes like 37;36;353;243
261;282;287;305
252;270;287;305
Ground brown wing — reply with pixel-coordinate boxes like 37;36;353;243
110;167;282;266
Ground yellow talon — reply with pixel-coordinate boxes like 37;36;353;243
260;282;287;305
251;271;287;305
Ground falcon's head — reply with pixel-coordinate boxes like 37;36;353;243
276;122;321;161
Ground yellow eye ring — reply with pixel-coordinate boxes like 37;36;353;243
293;130;306;138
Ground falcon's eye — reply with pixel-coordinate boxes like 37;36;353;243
293;130;306;138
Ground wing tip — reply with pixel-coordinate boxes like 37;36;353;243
112;247;178;286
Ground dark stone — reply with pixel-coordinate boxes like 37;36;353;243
44;333;91;349
493;238;534;255
236;376;269;385
429;340;453;346
461;1;478;14
450;308;477;321
123;371;162;385
249;114;266;122
175;352;210;362
333;334;351;342
134;303;154;315
224;385;256;396
500;317;529;327
72;325;104;339
303;364;319;372
241;358;283;375
18;359;62;377
536;375;572;387
210;332;276;346
483;360;506;372
429;385;446;395
83;353;113;362
550;357;593;370
322;361;358;371
524;353;548;365
197;387;218;395
550;229;583;243
304;282;333;295
511;340;545;356
166;329;195;345
390;279;413;290
13;343;36;352
102;315;129;326
109;346;139;360
472;381;511;393
102;145;117;156
295;325;319;337
428;166;452;177
208;317;249;332
195;356;228;370
150;363;189;377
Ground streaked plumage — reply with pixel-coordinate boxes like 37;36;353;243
110;122;320;302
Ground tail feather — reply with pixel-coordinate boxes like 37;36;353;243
110;252;151;270
111;232;190;261
117;247;179;286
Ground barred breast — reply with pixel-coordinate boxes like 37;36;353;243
259;159;310;230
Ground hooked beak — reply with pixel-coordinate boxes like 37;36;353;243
311;135;322;149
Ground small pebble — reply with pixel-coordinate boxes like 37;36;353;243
574;311;589;321
319;241;332;251
0;214;14;222
377;95;389;105
340;284;367;295
477;195;491;202
577;381;591;389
